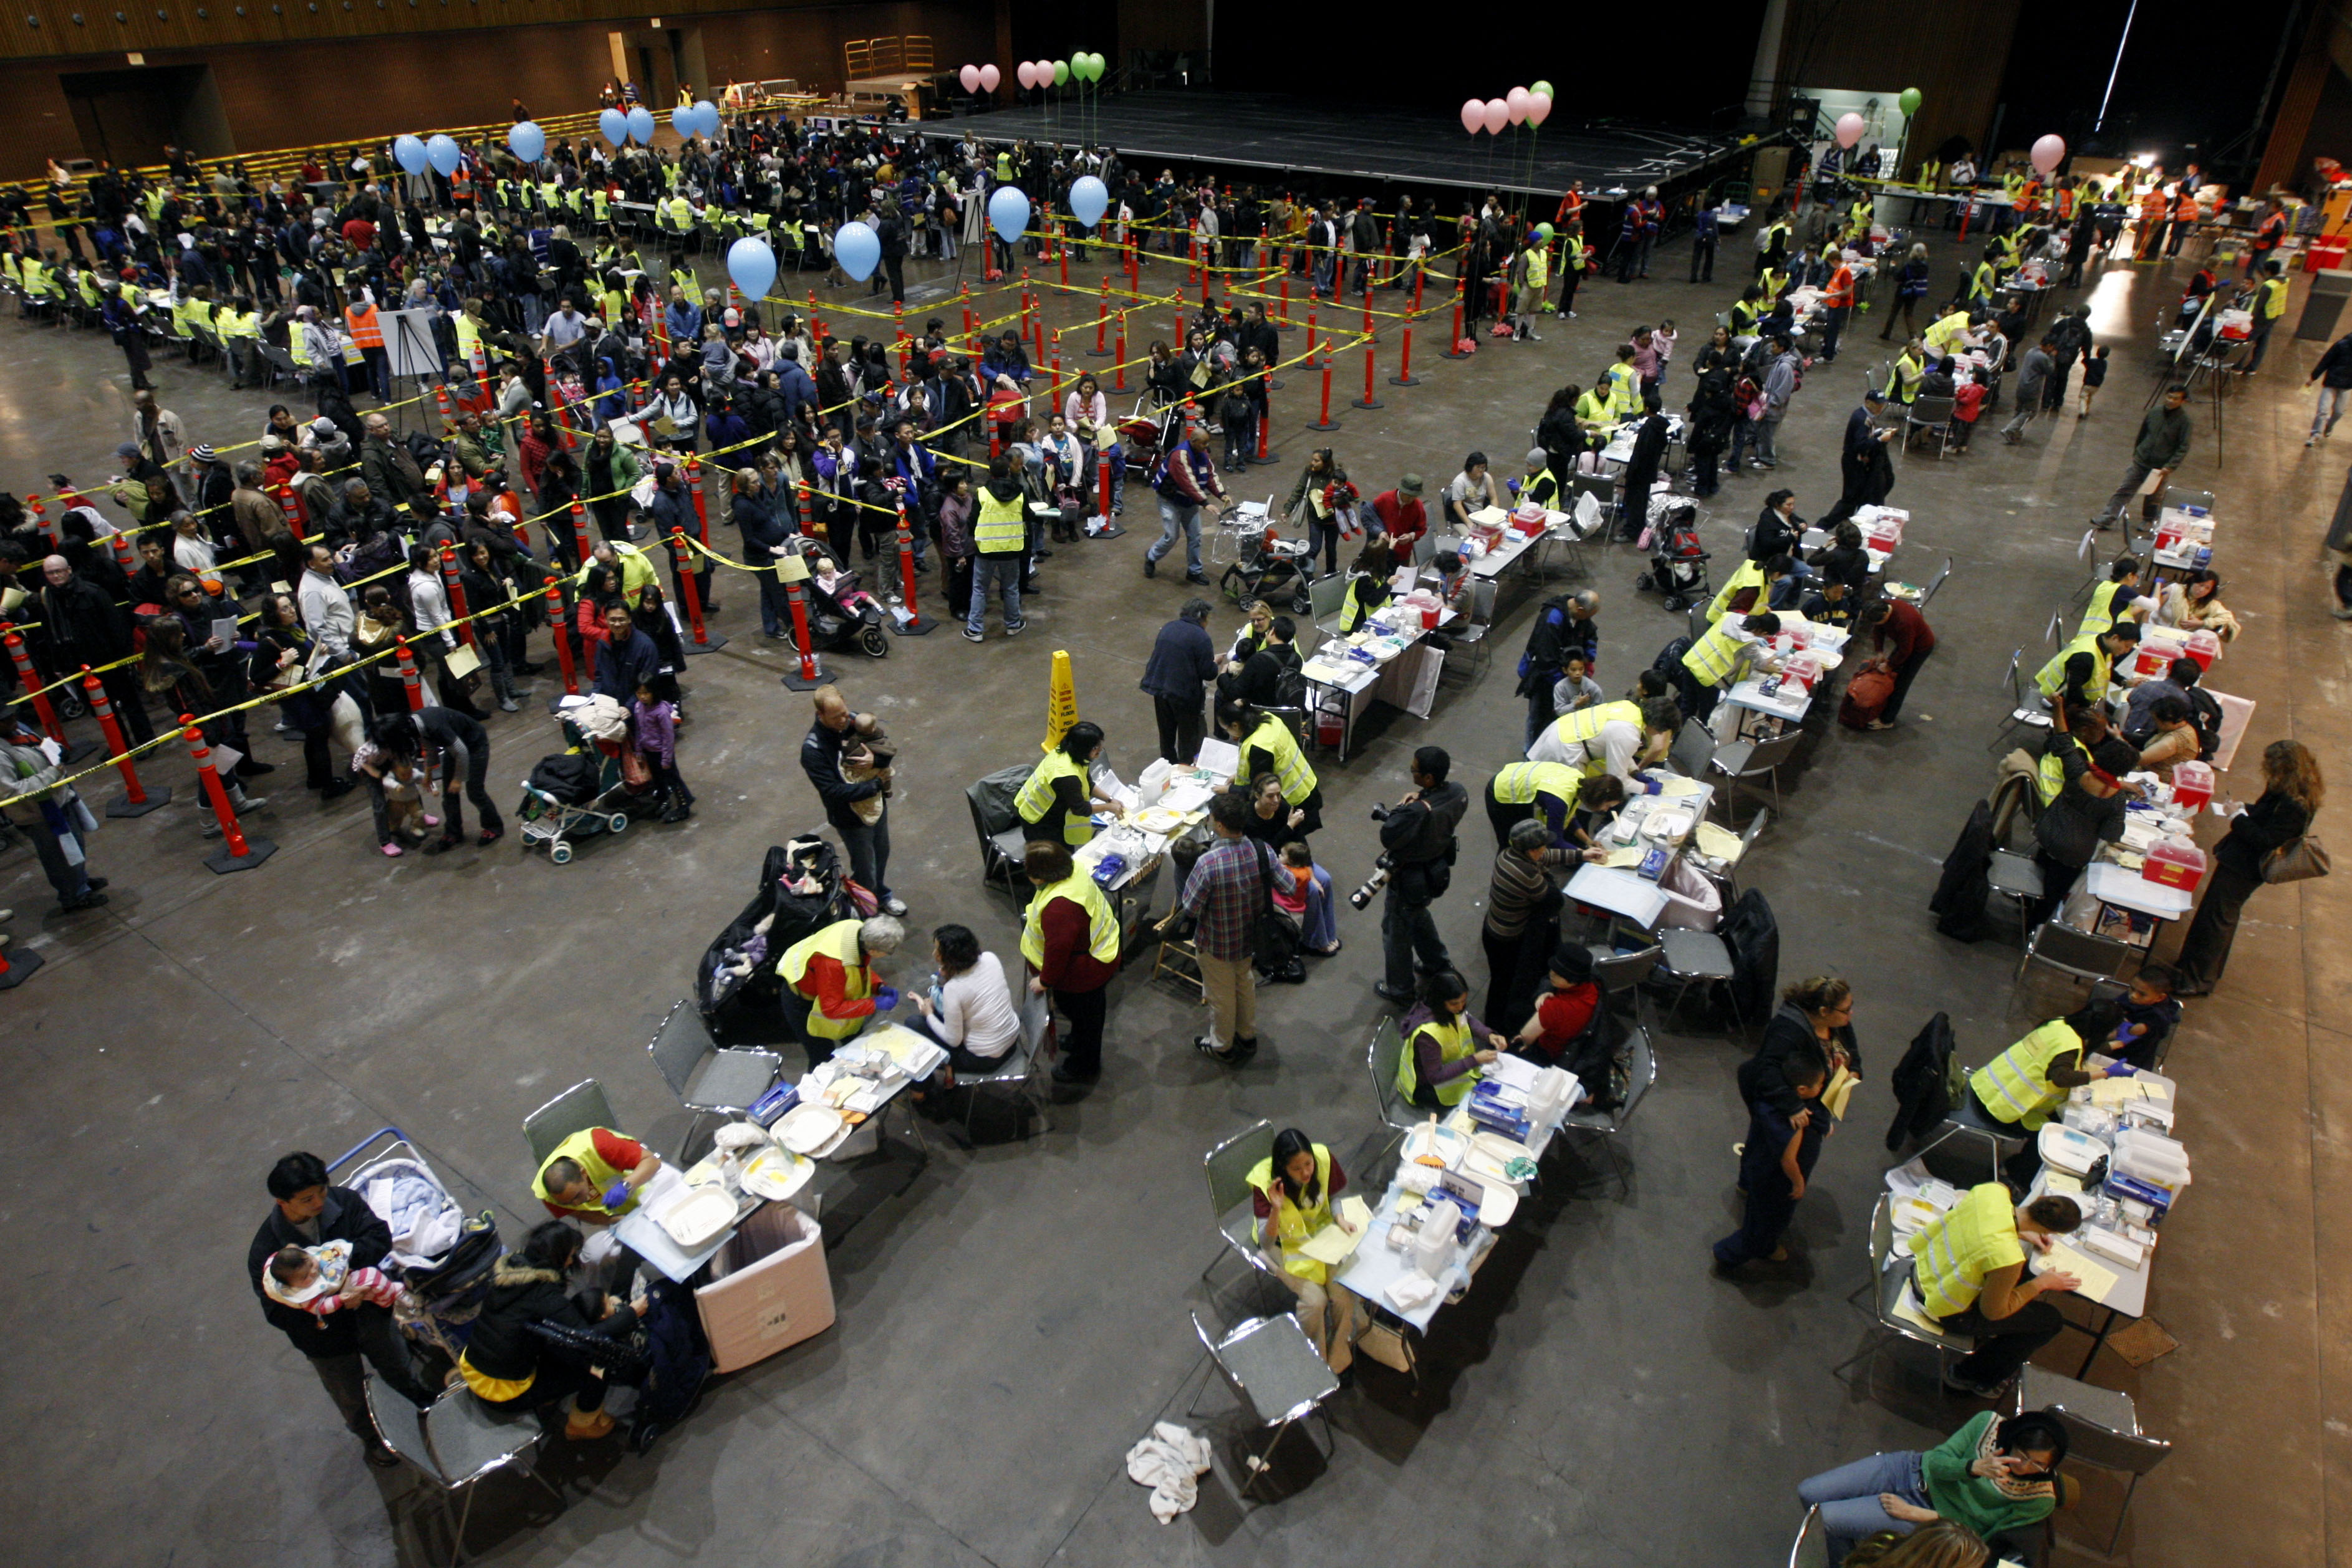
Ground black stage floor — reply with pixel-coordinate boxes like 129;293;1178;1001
915;91;1745;201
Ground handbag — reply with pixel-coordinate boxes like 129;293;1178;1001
2263;811;2330;884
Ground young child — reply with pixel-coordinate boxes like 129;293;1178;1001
809;552;885;620
263;1238;402;1324
631;672;693;824
354;738;436;855
2077;344;2110;419
838;711;894;830
1276;839;1339;955
1950;371;1986;452
1713;1038;1828;1271
1551;651;1606;715
2111;962;2182;1070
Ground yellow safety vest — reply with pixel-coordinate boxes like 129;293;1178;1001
1338;574;1379;633
1491;759;1583;810
1015;751;1094;845
2078;579;2138;638
1682;618;1753;686
1;251;20;286
454;313;484;372
1973;1020;2085;1131
1246;1145;1337;1284
776;918;874;1040
528;1128;639;1216
2034;633;2111;704
287;327;312;367
1543;700;1640;769
592;188;610;221
1969;261;1997;302
1524;246;1550;291
78;272;100;308
218;307;256;340
1707;559;1767;624
2258;276;2288;322
1924;312;1971;356
1604;360;1640;416
2036;732;2089;807
974;488;1026;554
1576;389;1613;426
1907;1182;2027;1320
1241;716;1316;805
1396;1012;1479;1106
667;195;695;228
1018;872;1121;969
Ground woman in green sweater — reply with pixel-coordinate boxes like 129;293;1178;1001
1798;1410;2065;1563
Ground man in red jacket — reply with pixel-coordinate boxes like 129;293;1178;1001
1857;597;1937;729
1367;473;1427;555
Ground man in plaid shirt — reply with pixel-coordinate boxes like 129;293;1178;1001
1159;790;1270;1065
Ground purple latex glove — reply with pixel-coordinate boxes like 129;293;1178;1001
601;1180;631;1208
873;984;899;1012
2104;1061;2138;1079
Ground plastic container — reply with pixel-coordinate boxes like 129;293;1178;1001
2142;837;2207;890
2169;759;2214;812
2113;1127;2191;1190
2179;628;2220;671
695;1203;834;1373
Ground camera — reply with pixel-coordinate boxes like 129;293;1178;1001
1347;854;1393;910
1368;803;1392;822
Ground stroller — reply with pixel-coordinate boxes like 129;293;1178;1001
327;1127;504;1360
695;835;861;1037
798;541;892;658
524;1275;710;1455
516;696;659;863
1217;524;1316;614
1633;496;1712;613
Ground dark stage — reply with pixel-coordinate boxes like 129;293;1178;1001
915;90;1753;201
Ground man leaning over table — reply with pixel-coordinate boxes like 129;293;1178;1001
1906;1184;2086;1399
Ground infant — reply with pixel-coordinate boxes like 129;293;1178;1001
839;712;895;827
264;1238;402;1322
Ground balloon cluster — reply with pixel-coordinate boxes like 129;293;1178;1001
1015;54;1104;89
670;100;722;140
1460;81;1553;136
392;133;465;178
957;62;1003;94
599;106;659;147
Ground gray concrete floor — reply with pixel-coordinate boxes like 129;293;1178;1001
2;224;2345;1568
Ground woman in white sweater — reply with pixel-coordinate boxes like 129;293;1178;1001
908;922;1022;1072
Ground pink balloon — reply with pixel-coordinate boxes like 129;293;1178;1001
1017;62;1038;89
959;64;981;94
2031;134;2067;175
1526;91;1553;127
978;63;1000;91
1834;112;1866;150
1483;98;1510;135
1506;87;1532;125
1461;99;1485;135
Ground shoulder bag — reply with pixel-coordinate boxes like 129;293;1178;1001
2263;809;2330;884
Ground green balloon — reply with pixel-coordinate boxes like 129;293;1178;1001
1898;87;1922;117
1530;79;1554;99
1533;223;1554;244
1053;59;1070;87
1087;52;1106;80
1074;53;1096;83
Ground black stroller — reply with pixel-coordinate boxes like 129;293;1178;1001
795;541;892;658
1633;496;1712;613
695;836;862;1039
1217;526;1316;614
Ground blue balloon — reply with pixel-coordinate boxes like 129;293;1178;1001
726;236;777;303
693;99;721;139
598;108;628;148
425;134;462;178
392;134;428;177
989;185;1032;246
507;120;545;164
1068;174;1108;228
670;107;695;138
834;221;880;283
627;106;655;145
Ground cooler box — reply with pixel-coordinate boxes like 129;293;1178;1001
2170;760;2214;812
694;1203;834;1374
2142;837;2207;891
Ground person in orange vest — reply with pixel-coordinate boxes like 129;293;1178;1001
2245;196;2288;275
2013;176;2041;223
2052;178;2076;225
1818;252;1857;363
345;289;390;401
2133;185;2169;261
2166;185;2200;257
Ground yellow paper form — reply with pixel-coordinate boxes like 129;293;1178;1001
2041;1242;2121;1301
2087;1077;2168;1107
1603;846;1646;868
1695;821;1745;862
1821;1065;1858;1121
1296;1196;1376;1265
1656;774;1706;797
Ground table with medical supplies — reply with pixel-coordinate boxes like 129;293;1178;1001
1298;600;1460;761
1720;612;1854;738
1563;775;1738;933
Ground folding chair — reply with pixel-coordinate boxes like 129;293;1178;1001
2069;528;2104;604
1911;1070;2030;1181
1832;1193;1975;1385
1656;924;1747;1037
1364;1016;1420;1143
1306;570;1349;640
1917;554;1954;608
367;1378;563;1567
966;781;1031;898
1788;1505;1830;1568
1984;849;2044;945
1719;806;1771;901
1152;926;1206;1001
1986;648;2055;754
952;985;1053;1142
1705;728;1803;825
645;999;779;1159
521;1079;617;1166
1902;393;1955;457
1556;1026;1656;1195
2012;1367;2171;1556
1199;1120;1281;1296
1186;1310;1342;1503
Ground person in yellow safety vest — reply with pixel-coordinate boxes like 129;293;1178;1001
2034;622;2139;708
1758;265;1789;304
776;913;907;1065
1486;759;1622;847
1019;838;1121;1082
1016;719;1120;847
1706;553;1793;624
2078;557;2144;637
1513;236;1550;340
1971;1001;2128;1170
669;262;697;297
531;1126;665;1223
2244;259;2292;375
1574;382;1616;431
1882;342;1925;406
1728;286;1763;337
1967;246;2000;307
591;186;610;223
1682;611;1785;722
217;299;258;385
1397;967;1507;1110
2032;719;2099;806
1528;695;1680;786
994;150;1015;183
1922;307;1974;358
1246;1128;1362;1372
453;308;486;377
77;269;102;310
1603;345;1641;418
1904;1180;2087;1396
665;191;695;231
565;185;586;219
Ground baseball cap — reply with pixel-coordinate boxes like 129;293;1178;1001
1397;473;1424;497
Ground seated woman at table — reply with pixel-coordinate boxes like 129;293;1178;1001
459;1221;646;1440
906;921;1022;1077
1336;536;1398;633
1809;519;1873;594
1510;943;1607;1076
1969;998;2129;1187
2151;567;2240;642
1677;611;1784;724
1219;702;1323;835
1798;1410;2068;1562
1015;720;1120;847
2135;695;2200;779
1395;968;1507;1111
1248;1127;1359;1374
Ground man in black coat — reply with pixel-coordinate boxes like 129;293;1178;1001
36;554;152;744
1819;388;1896;528
246;1151;430;1467
1139;597;1219;764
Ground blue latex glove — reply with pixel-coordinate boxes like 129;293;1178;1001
873;984;900;1012
2104;1061;2138;1079
601;1180;631;1208
1639;773;1665;795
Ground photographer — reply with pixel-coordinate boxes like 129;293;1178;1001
1372;745;1469;1006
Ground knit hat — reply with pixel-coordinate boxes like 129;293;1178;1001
1397;473;1424;497
189;443;217;462
114;442;140;460
1526;447;1548;467
311;417;338;438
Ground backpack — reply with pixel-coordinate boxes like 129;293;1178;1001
2187;688;2223;762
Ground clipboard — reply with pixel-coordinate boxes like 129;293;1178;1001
442;643;481;679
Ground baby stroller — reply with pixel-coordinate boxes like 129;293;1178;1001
1633;496;1711;613
695;835;860;1038
1218;525;1316;613
328;1127;504;1361
516;696;656;863
798;541;892;658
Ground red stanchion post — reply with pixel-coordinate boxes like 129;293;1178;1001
437;545;476;648
395;639;425;712
108;531;138;575
1278;276;1293;330
1354;338;1384;410
1113;314;1129;392
1390;317;1421;387
796;481;816;539
1252;380;1278;466
891;504;936;634
667;527;725;655
781;573;826;690
183;713;275;872
2;626;67;745
1443;272;1472;360
1092;277;1110;356
1309;352;1341;432
569;500;592;568
546;584;578;698
1306;308;1318;363
1097;457;1113;522
83;666;170;816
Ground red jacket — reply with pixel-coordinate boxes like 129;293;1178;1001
1874;600;1937;665
1371;489;1427;548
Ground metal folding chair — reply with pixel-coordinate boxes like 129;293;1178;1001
1911;1070;2031;1181
1186;1310;1342;1503
645;999;780;1159
1705;728;1803;825
1200;1120;1281;1298
521;1079;617;1166
951;984;1054;1143
2017;920;2141;988
1364;1016;1419;1143
367;1378;563;1566
2012;1366;2171;1556
1788;1504;1830;1568
1720;806;1771;902
1986;648;2055;754
1917;554;1954;607
1832;1193;1975;1385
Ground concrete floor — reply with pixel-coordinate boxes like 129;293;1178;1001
2;222;2346;1568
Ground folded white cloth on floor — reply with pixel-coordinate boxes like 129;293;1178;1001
1125;1420;1213;1522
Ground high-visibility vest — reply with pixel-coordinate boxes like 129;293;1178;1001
1246;1144;1337;1284
1490;759;1582;811
454;313;485;374
776;918;874;1040
1576;388;1613;425
1907;1182;2027;1320
218;306;256;340
1924;312;1972;355
529;1128;639;1216
345;301;383;348
1969;260;1996;301
1015;751;1094;845
1338;574;1378;633
1542;700;1640;769
666;195;695;228
1396;1012;1480;1106
2;251;21;286
1523;246;1550;291
287;326;313;367
1759;267;1788;301
1973;1020;2085;1130
1243;714;1316;805
1604;360;1640;416
2079;579;2138;638
995;152;1014;181
2035;732;2088;806
2056;188;2076;220
539;180;561;211
1019;873;1121;969
1707;559;1766;623
974;487;1026;554
2035;632;2111;704
1563;236;1587;273
185;297;214;332
1682;618;1752;686
78;272;101;308
592;188;610;221
1919;160;1940;190
2258;276;2288;322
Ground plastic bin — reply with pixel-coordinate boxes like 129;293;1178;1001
2169;760;2214;812
2142;837;2207;891
2179;628;2220;671
694;1202;835;1373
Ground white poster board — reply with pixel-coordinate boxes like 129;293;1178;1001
378;307;444;379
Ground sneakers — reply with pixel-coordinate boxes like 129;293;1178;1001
1194;1034;1257;1065
498;696;521;713
1182;571;1210;586
1940;1368;2008;1400
1372;982;1415;1006
962;627;983;643
1142;556;1157;579
60;890;109;911
881;895;909;916
1005;618;1027;636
